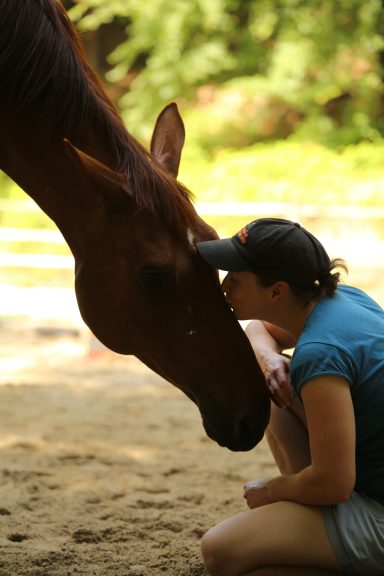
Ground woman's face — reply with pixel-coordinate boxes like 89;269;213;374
221;271;271;321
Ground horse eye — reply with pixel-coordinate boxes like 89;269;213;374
139;268;165;292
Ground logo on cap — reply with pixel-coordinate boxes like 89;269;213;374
237;226;249;245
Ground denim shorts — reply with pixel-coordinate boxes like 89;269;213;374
322;491;384;575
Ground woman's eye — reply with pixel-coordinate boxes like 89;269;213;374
139;269;165;292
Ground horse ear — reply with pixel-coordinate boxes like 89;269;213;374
63;139;134;212
150;102;185;177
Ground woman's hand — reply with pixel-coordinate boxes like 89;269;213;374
259;351;293;408
243;477;273;509
245;320;295;408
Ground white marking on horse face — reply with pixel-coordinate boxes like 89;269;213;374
186;329;197;336
187;228;195;248
186;304;197;335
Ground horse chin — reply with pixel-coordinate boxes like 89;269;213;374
202;419;259;453
219;438;257;453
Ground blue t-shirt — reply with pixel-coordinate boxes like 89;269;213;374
290;285;384;502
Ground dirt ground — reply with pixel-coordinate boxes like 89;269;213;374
0;321;278;576
0;253;382;576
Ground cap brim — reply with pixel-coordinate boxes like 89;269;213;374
196;238;251;272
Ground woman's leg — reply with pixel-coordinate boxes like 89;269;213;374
201;501;342;576
265;399;311;474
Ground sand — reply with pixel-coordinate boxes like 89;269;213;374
0;322;277;576
1;255;382;576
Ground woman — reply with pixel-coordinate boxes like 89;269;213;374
196;218;384;576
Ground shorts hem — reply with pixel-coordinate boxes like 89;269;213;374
322;504;354;573
321;492;384;576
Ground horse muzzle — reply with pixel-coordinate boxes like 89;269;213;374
200;403;269;452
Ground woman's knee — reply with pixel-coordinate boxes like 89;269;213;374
201;527;230;576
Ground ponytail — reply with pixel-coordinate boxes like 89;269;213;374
291;258;348;302
318;259;348;297
255;258;348;304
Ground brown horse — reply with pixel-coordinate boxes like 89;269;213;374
0;0;270;451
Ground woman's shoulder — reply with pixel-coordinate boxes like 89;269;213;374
334;285;383;312
307;285;384;334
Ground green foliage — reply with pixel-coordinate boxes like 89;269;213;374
2;138;383;217
70;0;384;145
178;140;384;205
1;139;383;289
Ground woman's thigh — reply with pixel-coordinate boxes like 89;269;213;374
201;501;342;576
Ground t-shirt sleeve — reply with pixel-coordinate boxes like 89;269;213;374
290;342;357;399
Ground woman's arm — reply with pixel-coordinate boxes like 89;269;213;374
245;320;296;353
245;375;356;507
245;320;295;407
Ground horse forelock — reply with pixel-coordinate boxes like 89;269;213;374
0;0;195;233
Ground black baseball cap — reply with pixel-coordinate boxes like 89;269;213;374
196;218;331;286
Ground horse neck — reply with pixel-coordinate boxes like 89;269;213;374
0;0;136;254
0;110;106;257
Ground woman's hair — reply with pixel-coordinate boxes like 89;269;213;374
256;258;348;304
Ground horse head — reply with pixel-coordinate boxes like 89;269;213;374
58;104;270;452
0;0;270;451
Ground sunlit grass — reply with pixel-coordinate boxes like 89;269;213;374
179;140;384;205
0;139;383;289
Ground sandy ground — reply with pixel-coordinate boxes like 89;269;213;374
0;250;382;576
0;320;278;576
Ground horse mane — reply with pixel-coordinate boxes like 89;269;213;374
0;0;195;230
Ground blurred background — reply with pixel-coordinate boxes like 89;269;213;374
1;0;383;334
0;8;383;571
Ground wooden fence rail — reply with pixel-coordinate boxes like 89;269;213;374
0;200;383;270
1;199;384;218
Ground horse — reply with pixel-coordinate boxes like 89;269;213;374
0;0;270;451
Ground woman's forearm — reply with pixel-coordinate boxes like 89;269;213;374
245;320;283;361
245;320;296;357
245;320;294;406
268;465;354;506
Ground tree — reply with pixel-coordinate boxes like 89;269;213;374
69;0;384;146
